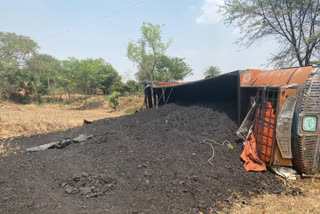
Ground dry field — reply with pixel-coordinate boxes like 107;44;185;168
0;96;144;140
220;178;320;214
0;97;319;214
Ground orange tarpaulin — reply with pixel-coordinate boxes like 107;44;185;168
241;133;267;172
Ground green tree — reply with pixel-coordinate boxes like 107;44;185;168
94;59;121;94
0;32;38;100
25;54;60;95
124;80;141;93
58;58;79;102
221;0;320;67
57;58;121;102
156;55;192;82
127;22;171;82
0;32;38;69
204;66;221;79
76;58;103;102
109;81;125;94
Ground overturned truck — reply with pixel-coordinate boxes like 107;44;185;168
145;66;320;175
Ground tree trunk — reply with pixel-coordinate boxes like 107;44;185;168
47;76;50;95
0;86;3;104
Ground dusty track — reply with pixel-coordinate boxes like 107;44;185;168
0;102;284;214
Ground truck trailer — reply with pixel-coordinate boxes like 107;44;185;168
144;65;320;175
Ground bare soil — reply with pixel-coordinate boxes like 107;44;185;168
0;102;284;214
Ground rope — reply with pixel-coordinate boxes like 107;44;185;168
202;139;234;167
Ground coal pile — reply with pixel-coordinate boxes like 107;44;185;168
0;102;285;214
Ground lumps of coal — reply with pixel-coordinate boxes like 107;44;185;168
62;173;117;198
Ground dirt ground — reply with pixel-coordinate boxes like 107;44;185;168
0;102;286;214
0;96;143;140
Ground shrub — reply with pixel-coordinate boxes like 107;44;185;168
107;91;120;110
9;92;32;104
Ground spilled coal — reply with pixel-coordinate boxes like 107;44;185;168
0;102;284;214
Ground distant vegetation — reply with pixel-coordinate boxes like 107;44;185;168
0;23;194;104
0;32;142;104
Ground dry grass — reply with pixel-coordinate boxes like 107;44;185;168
219;177;320;214
0;96;144;139
0;95;143;156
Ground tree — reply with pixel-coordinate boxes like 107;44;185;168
25;54;60;95
109;81;125;94
56;57;121;102
127;22;171;82
76;58;103;102
0;32;39;101
0;32;38;69
221;0;320;67
156;55;192;82
58;58;79;102
95;59;122;94
204;66;221;79
124;80;141;93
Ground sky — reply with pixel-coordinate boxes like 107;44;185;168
0;0;277;81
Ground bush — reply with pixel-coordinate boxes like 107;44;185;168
107;91;120;110
9;92;32;104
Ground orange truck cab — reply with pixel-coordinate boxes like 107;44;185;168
240;66;320;174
